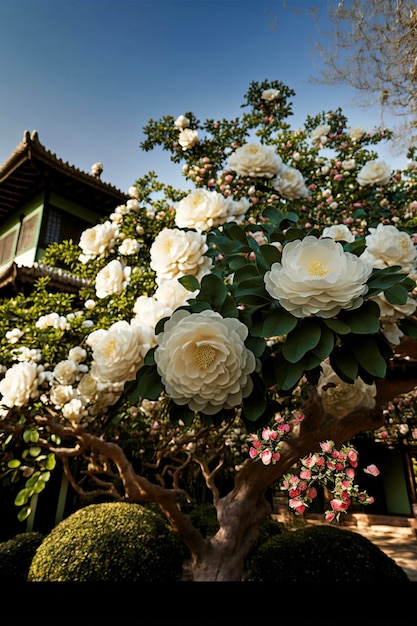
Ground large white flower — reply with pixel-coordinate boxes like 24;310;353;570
154;309;256;415
78;221;118;262
175;189;230;231
86;320;156;385
150;228;212;285
360;223;417;273
321;224;355;243
53;359;79;385
0;361;41;408
317;361;376;418
272;165;309;199
349;126;366;142
356;159;391;186
95;259;131;299
264;236;373;318
118;238;141;256
178;128;199;150
227;142;283;179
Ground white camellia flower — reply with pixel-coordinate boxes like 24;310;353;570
317;361;376;418
0;361;41;408
261;88;280;101
118;238;141;256
372;292;417;345
310;124;331;143
5;328;23;344
264;235;373;318
360;223;417;273
154;309;256;415
77;373;99;403
132;295;172;329
271;164;309;199
321;224;355;243
95;259;131;299
50;384;75;408
68;347;87;363
174;115;190;129
227;142;283;179
62;398;87;424
178;128;199;150
349;126;366;142
357;159;391;186
78;221;118;262
154;278;199;309
175;188;230;231
53;359;79;385
86;320;156;385
150;228;212;285
36;312;69;330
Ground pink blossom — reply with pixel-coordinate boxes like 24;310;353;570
307;486;318;499
320;441;333;453
325;512;336;522
300;469;312;480
330;498;350;511
249;447;259;459
364;464;380;476
272;452;281;462
260;449;272;465
289;498;306;514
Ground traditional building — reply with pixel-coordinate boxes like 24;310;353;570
0;130;128;295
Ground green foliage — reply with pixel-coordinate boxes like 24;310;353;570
248;524;409;582
28;502;184;582
0;531;44;581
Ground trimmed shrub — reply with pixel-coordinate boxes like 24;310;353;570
0;531;44;582
188;503;220;538
28;502;184;582
249;523;409;582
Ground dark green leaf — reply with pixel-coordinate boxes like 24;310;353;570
330;344;358;383
383;283;410;305
274;354;304;390
251;308;298;338
282;318;322;363
341;301;381;334
323;318;351;335
178;275;200;292
258;244;282;268
242;374;267;421
350;336;387;378
129;365;164;403
169;402;196;426
398;318;417;338
311;325;334;361
197;274;228;310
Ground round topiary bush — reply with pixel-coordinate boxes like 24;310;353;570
249;523;409;582
0;531;44;582
28;502;184;582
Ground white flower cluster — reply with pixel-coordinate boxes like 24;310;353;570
227;142;283;179
174;114;199;151
78;221;118;263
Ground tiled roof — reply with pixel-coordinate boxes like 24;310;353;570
0;130;128;222
0;260;90;294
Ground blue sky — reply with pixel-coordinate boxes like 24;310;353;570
0;0;403;194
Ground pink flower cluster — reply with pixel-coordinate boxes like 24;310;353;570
280;440;379;522
249;410;305;465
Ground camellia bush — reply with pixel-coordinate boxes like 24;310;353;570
1;79;417;582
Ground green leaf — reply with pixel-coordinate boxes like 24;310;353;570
223;222;251;245
274;354;304;390
330;345;358;383
251;308;298;338
398;318;417;338
341;301;381;334
129;364;164;403
45;453;56;470
258;244;282;268
14;488;31;507
245;335;266;357
383;283;410;305
7;459;21;469
17;507;31;522
282;318;322;363
178;275;200;292
323;318;351;335
29;446;41;457
350;336;387;378
234;263;260;282
311;325;334;361
241;374;267;421
197;273;228;310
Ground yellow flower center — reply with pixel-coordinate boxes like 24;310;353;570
193;344;216;370
308;260;331;278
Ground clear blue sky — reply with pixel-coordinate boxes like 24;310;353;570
0;0;402;194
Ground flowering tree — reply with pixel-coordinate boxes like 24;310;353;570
2;79;417;581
